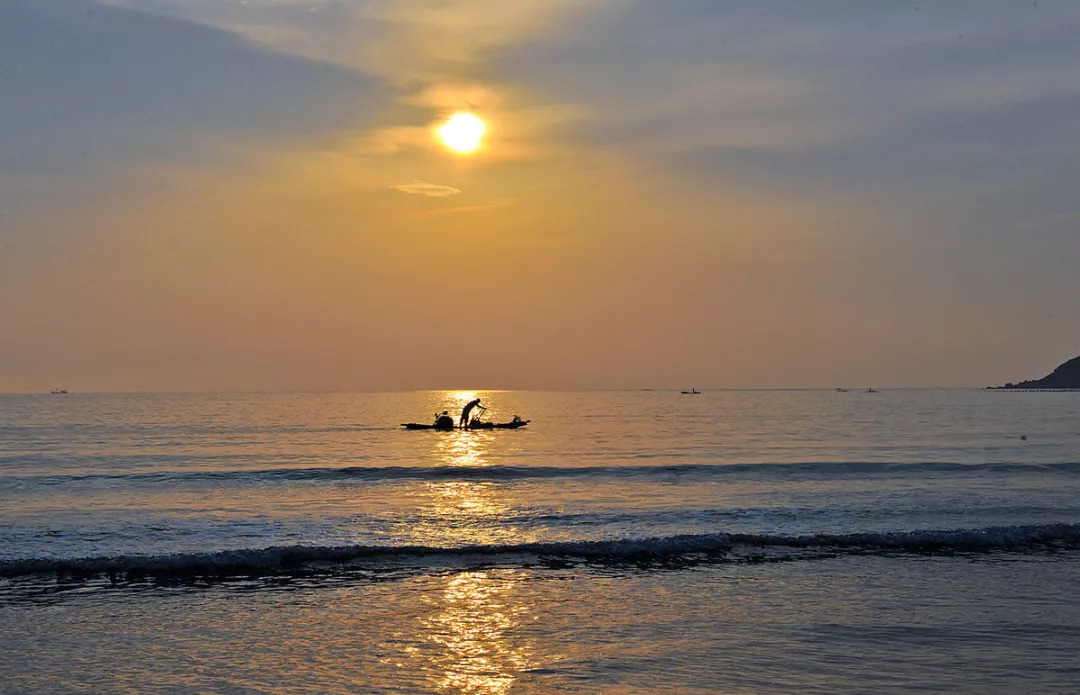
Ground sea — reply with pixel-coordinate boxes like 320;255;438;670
1;389;1078;694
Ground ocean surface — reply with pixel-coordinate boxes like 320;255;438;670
1;389;1079;693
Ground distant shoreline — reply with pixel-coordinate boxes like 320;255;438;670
986;387;1080;392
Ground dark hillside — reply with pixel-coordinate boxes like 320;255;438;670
993;355;1080;389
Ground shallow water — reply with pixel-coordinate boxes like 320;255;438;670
1;390;1079;693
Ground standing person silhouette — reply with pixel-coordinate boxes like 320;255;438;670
460;398;482;429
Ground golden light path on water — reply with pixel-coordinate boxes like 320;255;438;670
412;391;537;693
421;570;536;694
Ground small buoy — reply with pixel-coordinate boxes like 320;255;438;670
1020;435;1027;441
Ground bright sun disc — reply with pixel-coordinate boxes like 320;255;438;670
437;113;486;153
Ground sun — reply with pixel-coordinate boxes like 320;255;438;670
436;112;486;154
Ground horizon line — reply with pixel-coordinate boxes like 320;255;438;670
0;386;1007;396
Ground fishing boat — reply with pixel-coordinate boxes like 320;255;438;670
680;388;700;394
401;414;529;430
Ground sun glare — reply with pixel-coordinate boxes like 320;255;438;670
437;113;486;153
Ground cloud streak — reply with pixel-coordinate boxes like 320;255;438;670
389;181;462;197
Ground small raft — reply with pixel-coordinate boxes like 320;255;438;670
401;416;530;430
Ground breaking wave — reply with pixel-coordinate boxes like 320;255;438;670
3;524;1077;579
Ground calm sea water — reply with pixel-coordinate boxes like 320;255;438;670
2;390;1079;693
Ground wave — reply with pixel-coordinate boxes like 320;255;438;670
5;461;1080;488
3;524;1077;579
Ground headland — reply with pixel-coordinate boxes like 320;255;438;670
990;354;1080;390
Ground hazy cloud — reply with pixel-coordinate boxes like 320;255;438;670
390;181;462;197
0;0;380;180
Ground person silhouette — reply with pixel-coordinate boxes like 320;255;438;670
460;398;482;429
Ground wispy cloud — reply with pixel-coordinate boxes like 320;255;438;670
416;198;515;217
389;181;462;197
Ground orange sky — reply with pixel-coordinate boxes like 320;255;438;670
2;1;1079;391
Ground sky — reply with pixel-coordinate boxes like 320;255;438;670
2;0;1079;392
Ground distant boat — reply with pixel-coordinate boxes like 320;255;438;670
680;388;701;394
49;389;69;395
835;387;849;392
866;388;878;393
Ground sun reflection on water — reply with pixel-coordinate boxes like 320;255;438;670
433;429;489;468
447;390;480;406
413;430;523;547
423;570;534;694
414;397;535;693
